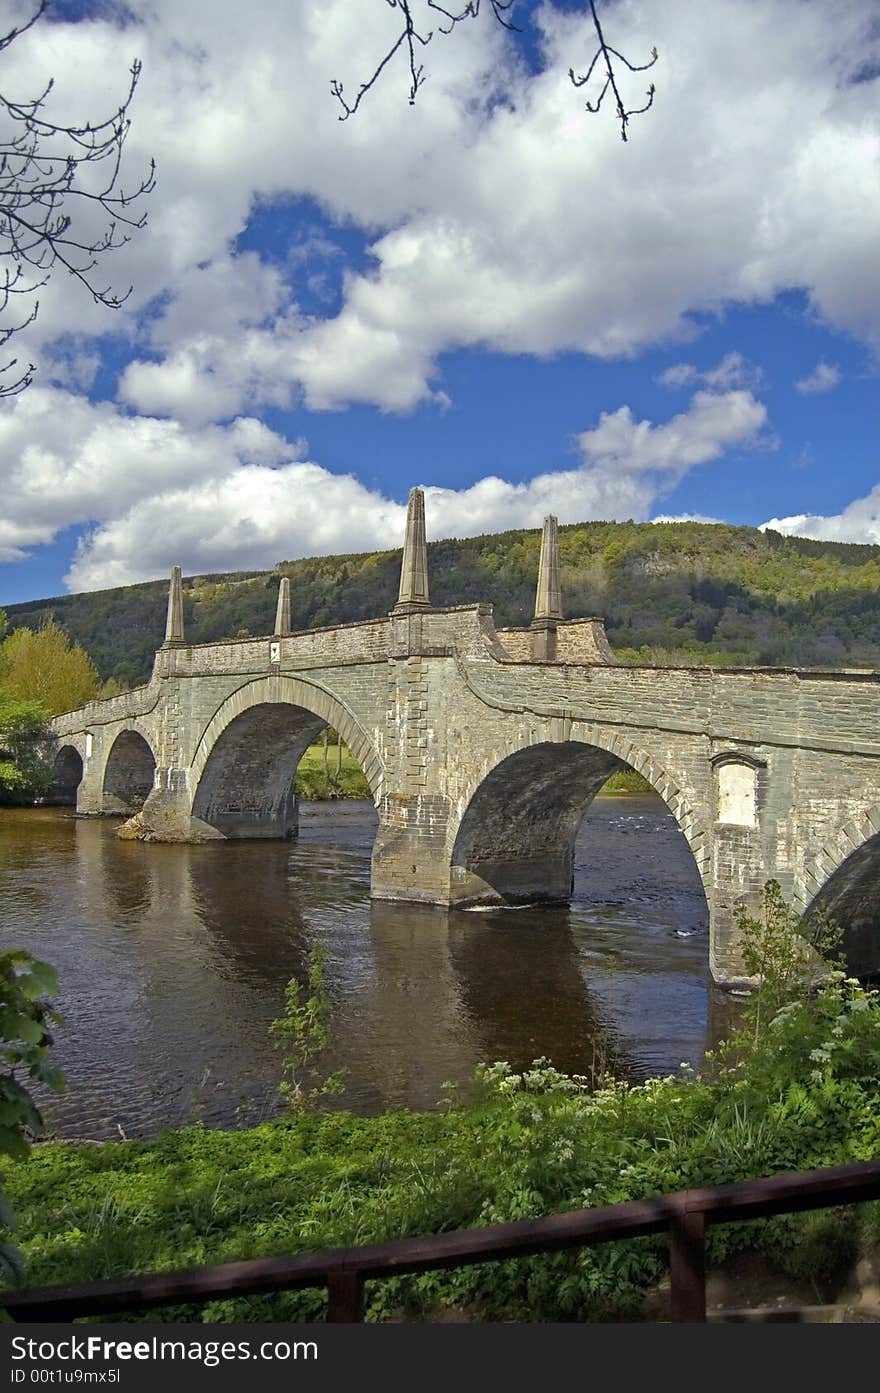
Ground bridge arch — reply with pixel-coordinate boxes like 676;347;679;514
802;803;880;976
449;728;710;909
189;675;384;840
50;743;84;805
103;729;157;814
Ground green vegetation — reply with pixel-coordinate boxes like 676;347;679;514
599;770;652;794
0;951;63;1281
737;880;843;1044
294;733;370;800
4;888;878;1321
0;609;109;803
6;520;880;687
270;945;347;1110
0;616;101;716
0;692;52;805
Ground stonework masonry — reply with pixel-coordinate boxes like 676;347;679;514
50;597;880;987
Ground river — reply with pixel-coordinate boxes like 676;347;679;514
0;796;742;1140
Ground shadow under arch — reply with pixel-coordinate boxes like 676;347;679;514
49;744;84;805
450;738;711;911
804;808;880;977
103;729;157;814
190;675;384;841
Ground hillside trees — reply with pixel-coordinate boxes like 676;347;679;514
0;0;154;394
5;522;880;686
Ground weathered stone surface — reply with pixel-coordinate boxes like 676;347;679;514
50;600;880;987
393;487;431;613
274;576;291;637
534;515;562;622
163;565;185;646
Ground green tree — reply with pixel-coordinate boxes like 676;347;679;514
0;619;99;716
0;949;63;1279
0;691;52;804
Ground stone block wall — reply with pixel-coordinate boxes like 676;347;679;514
51;612;880;986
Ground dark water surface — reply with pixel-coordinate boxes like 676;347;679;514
0;797;741;1140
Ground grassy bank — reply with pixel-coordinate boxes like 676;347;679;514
294;740;370;800
292;741;653;801
5;971;879;1322
598;770;653;794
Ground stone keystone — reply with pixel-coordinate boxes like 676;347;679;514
274;576;292;636
163;564;185;646
533;515;562;622
393;486;431;613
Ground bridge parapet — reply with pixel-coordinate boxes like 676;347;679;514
43;494;880;985
52;683;156;736
496;618;618;664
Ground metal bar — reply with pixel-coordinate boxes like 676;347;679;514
669;1208;706;1323
326;1270;365;1323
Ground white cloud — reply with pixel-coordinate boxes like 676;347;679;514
795;362;842;395
55;387;767;588
576;390;767;477
763;487;880;546
2;0;877;418
0;386;305;566
1;0;876;593
651;513;725;525
660;353;763;392
66;462;407;591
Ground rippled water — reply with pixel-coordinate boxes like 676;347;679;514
0;797;740;1139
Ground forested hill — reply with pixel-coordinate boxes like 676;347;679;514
5;520;880;686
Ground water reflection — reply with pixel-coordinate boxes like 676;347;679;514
0;795;731;1141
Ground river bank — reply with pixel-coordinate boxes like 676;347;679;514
7;968;880;1321
293;741;654;800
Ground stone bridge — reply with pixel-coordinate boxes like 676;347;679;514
50;491;880;986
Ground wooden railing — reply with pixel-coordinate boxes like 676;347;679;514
2;1159;879;1324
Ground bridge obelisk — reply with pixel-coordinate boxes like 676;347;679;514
163;565;185;647
274;576;292;636
390;487;432;656
393;487;431;613
531;515;562;661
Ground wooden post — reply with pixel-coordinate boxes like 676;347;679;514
326;1269;365;1322
669;1209;706;1322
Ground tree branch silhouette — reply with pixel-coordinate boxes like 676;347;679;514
569;0;657;142
0;0;155;396
330;0;657;141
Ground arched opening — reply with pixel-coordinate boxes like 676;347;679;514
448;739;711;1077
450;740;707;915
49;745;83;805
103;730;156;814
192;703;328;839
451;742;628;904
806;830;880;978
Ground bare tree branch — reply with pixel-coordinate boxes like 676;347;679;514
0;0;155;396
330;1;657;141
569;0;657;142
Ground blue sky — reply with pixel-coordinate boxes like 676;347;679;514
1;0;879;604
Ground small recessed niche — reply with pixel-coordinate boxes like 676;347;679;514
712;752;764;829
